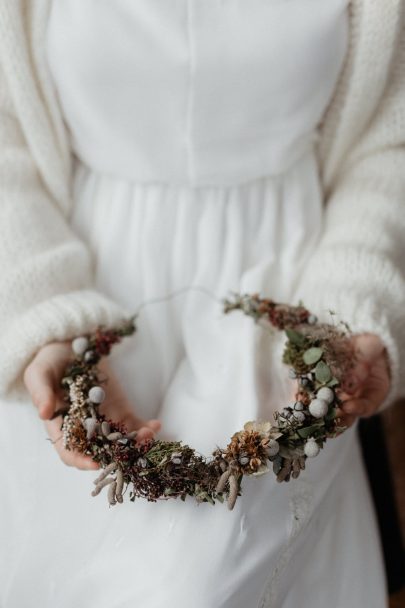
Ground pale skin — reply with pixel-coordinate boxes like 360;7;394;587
23;332;391;470
23;340;162;470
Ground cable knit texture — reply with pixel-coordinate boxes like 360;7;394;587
0;0;404;412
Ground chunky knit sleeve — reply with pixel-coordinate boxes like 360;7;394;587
0;61;130;400
291;17;405;412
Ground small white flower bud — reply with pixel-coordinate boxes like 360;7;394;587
72;336;89;356
83;417;97;440
309;398;329;419
316;387;335;404
88;386;105;404
304;438;320;458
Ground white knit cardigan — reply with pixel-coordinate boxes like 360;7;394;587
0;0;404;412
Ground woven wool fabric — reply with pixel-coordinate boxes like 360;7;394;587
0;1;400;607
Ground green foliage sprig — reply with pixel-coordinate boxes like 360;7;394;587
58;293;354;510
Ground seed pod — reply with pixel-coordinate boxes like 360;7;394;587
227;474;239;511
299;456;306;470
108;481;117;506
277;461;292;483
107;432;123;441
101;421;111;437
115;469;124;503
93;462;117;485
83;417;97;440
216;469;231;493
292;459;301;479
126;430;138;440
91;477;114;497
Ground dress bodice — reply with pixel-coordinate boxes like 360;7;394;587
46;0;349;186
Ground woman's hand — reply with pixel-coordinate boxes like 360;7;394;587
335;333;391;428
23;341;162;470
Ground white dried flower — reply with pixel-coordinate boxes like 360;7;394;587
309;398;329;419
304;438;320;458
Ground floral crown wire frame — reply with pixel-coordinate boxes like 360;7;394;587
58;292;354;511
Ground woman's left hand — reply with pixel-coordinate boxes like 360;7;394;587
335;333;391;428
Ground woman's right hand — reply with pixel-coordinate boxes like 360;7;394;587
23;340;162;470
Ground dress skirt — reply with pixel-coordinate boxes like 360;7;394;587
0;0;388;605
0;148;387;608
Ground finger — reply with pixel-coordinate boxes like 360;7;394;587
340;361;370;396
145;419;162;433
135;419;162;441
339;396;371;416
354;334;385;363
24;363;57;420
135;426;156;444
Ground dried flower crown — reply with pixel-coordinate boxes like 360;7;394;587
58;293;353;510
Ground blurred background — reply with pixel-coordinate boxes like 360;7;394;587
359;399;405;607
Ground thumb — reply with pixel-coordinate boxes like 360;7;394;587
24;364;57;420
144;419;162;433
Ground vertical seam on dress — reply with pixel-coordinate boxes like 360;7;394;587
185;0;196;183
257;480;314;608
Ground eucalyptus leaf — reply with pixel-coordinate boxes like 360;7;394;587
326;377;340;387
315;361;332;383
325;407;337;422
285;328;307;347
303;347;323;365
297;424;324;439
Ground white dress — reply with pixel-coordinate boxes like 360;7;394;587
0;1;388;607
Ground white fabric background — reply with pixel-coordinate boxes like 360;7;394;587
0;1;388;607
